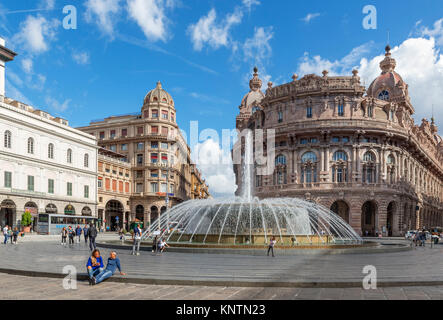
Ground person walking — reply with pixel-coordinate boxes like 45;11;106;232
3;225;9;244
12;227;19;244
131;224;142;256
91;251;126;285
421;229;427;247
152;235;158;253
75;225;82;243
83;224;89;244
8;227;13;244
86;249;104;285
68;226;75;245
61;227;68;245
88;223;98;251
267;236;277;257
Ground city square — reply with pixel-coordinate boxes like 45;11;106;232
0;0;442;312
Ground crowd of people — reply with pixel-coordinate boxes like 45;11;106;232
60;223;98;250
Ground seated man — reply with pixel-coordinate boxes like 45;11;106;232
92;251;126;285
86;249;104;285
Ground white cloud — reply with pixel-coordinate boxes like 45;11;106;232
85;0;121;38
72;51;90;65
45;96;71;112
242;0;260;14
126;0;174;42
419;18;443;46
12;15;60;53
301;13;321;23
21;58;33;74
193;139;237;197
243;26;273;66
188;7;244;51
295;29;443;132
40;0;56;10
297;42;374;76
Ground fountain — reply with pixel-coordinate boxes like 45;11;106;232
141;133;363;248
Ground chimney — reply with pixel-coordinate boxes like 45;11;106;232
0;37;17;100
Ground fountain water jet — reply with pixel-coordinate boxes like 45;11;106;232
141;133;363;247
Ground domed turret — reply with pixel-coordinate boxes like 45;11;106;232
239;67;265;114
143;81;174;107
367;45;408;102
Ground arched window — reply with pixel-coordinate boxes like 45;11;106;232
387;154;395;164
48;143;54;159
362;151;376;183
275;154;287;165
27;137;34;154
363;151;375;162
332;151;349;183
378;90;390;101
302;152;317;163
333;151;348;161
84;154;89;168
67;149;72;164
301;152;318;184
4;131;11;148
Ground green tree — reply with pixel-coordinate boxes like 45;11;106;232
21;211;32;227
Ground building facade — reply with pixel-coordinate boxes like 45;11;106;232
234;46;443;237
78;82;206;229
191;164;210;200
97;148;131;231
0;39;98;230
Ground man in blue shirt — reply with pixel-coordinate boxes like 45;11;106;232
92;251;126;285
75;225;82;243
131;224;142;256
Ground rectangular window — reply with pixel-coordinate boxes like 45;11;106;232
121;144;128;151
136;183;143;193
118;181;123;193
110;130;116;138
151;171;159;178
27;176;34;191
137;126;144;135
48;179;54;194
121;128;128;137
151;126;158;134
67;182;72;196
151;182;158;193
300;138;308;145
338;105;344;116
332;137;340;143
99;131;105;140
137;154;144;165
151;141;158;149
161;142;168;149
98;178;103;189
171;113;175;122
310;138;318;144
84;185;89;198
152;110;158;118
306;107;312;118
278;111;283;123
161;171;167;179
161;153;168;164
342;137;350;143
136;170;143;178
161;127;168;136
137;142;144;150
151;153;158;163
160;183;167;193
112;180;117;191
162;110;168;119
4;171;11;188
125;182;130;193
110;145;116;152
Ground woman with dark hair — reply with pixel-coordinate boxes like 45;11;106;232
267;236;277;257
61;227;67;245
86;249;104;285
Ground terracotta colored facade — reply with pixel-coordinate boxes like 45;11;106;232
234;47;443;237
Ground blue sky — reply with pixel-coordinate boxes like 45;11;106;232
1;0;443;196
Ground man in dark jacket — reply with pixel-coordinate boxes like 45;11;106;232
75;225;82;243
83;225;89;244
88;224;98;251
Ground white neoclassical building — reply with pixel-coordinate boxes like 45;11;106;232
0;39;98;230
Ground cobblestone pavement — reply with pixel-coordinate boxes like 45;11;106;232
1;273;443;300
0;240;442;285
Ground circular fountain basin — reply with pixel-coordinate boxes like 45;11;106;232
142;197;363;248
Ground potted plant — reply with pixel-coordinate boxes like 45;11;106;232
21;210;32;233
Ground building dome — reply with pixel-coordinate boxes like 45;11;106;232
143;81;174;107
240;67;265;113
367;45;407;101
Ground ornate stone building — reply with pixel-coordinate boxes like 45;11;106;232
234;46;443;237
190;164;210;200
79;82;209;229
